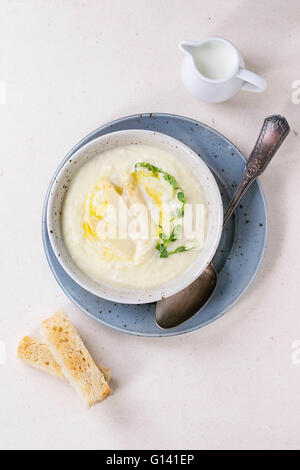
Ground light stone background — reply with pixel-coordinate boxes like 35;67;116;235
0;0;300;450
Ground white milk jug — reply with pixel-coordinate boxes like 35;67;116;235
179;37;267;103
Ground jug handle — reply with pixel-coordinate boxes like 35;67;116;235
237;68;267;93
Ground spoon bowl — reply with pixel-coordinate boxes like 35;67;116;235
156;264;218;329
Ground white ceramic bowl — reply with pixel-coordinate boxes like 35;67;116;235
47;130;223;304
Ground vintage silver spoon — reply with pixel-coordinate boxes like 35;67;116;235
156;115;290;329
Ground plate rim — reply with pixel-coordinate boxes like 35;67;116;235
42;112;268;337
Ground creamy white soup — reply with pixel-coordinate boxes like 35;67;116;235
62;145;207;289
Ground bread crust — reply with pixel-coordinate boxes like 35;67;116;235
41;312;111;407
18;336;111;383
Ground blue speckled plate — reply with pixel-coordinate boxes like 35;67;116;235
42;113;267;337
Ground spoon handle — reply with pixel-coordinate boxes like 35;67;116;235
223;115;290;227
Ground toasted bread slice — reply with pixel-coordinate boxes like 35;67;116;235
41;312;111;407
18;336;65;378
18;336;111;382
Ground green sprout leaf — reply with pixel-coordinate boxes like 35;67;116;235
177;192;185;203
135;162;161;176
163;173;179;190
169;224;181;242
135;162;180;191
156;242;169;258
167;245;195;256
175;207;184;218
135;162;194;259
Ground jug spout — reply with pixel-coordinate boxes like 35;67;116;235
179;40;199;57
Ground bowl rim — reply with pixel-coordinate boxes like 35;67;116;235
46;129;223;304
